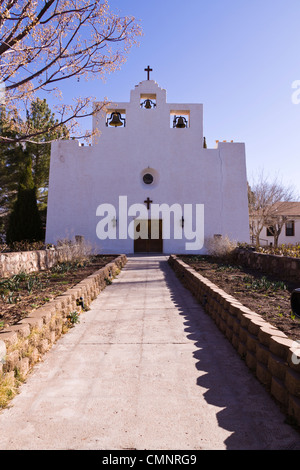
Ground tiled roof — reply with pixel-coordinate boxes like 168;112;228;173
271;201;300;217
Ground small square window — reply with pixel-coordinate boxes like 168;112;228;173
266;226;274;237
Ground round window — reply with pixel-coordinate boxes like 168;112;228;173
143;173;154;185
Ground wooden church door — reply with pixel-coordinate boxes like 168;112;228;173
134;219;163;253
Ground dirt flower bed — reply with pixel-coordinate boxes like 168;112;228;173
0;255;116;330
179;255;300;341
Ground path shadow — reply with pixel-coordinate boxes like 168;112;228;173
158;257;300;450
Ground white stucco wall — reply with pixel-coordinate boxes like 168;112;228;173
46;80;250;254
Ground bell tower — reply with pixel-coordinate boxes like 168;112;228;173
92;67;203;141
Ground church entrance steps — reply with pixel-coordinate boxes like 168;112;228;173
0;255;299;449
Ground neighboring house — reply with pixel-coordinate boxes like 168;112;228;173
264;202;300;246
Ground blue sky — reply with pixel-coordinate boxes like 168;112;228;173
57;0;300;195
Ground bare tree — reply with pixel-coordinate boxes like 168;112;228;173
248;171;298;247
0;0;142;143
265;209;293;248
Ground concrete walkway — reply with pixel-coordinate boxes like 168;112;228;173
0;255;300;450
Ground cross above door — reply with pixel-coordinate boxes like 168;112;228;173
144;197;153;210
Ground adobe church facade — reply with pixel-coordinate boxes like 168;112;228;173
45;72;250;254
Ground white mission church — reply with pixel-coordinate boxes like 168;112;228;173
45;68;250;254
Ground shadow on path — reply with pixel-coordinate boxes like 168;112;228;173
158;257;300;450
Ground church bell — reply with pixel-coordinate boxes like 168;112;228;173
173;115;187;128
140;98;156;109
108;111;124;127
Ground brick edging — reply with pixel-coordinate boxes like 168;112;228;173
0;254;127;403
168;255;300;427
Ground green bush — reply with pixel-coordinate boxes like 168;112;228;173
6;155;44;244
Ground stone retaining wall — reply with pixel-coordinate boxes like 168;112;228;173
0;254;127;406
234;248;300;283
0;246;80;278
168;255;300;427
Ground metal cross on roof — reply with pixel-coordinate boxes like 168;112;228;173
144;65;153;80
